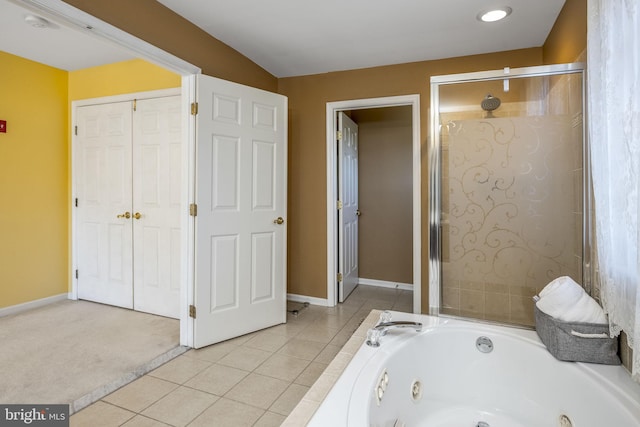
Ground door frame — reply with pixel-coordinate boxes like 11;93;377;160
30;0;202;347
326;96;421;312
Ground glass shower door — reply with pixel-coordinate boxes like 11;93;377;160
432;66;586;327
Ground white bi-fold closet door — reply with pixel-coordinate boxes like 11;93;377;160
75;95;182;319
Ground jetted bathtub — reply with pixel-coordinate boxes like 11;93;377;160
308;312;640;427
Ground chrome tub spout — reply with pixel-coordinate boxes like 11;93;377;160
366;321;423;347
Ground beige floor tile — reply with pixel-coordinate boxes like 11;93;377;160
254;353;310;382
276;338;326;361
294;361;328;387
243;330;291;352
298;325;340;344
225;373;289;410
313;344;341;364
182;341;238;363
188;397;264;427
269;383;310;416
254;411;287;427
148;355;212;384
265;322;307;338
184;364;249;396
120;415;172;427
103;376;178;413
70;401;135;427
141;386;218;427
217;346;272;371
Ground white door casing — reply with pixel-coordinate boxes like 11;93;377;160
193;74;287;348
338;112;359;302
132;96;182;318
76;102;134;309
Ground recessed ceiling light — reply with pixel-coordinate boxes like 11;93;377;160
478;7;512;23
24;15;51;29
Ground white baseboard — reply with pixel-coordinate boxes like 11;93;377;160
358;278;413;291
287;293;329;307
0;293;69;318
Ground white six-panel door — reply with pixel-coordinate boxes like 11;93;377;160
194;74;287;348
132;96;182;318
76;102;134;308
338;112;359;302
76;95;181;318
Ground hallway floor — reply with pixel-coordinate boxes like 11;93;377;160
70;285;412;426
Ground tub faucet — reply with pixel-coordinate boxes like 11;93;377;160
366;320;423;347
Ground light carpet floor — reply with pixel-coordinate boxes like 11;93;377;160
0;300;183;413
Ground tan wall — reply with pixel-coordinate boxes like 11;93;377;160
61;0;587;313
351;107;413;285
279;48;544;309
543;0;587;64
63;0;277;92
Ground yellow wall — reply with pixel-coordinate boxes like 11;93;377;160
0;51;69;308
68;59;181;100
0;55;180;309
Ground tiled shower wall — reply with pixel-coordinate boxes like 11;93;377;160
439;73;584;327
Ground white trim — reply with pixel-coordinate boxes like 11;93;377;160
358;278;413;291
0;293;68;318
326;95;421;313
72;88;181;107
16;0;200;76
287;293;329;307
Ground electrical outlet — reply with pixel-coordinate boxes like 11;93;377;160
0;120;6;133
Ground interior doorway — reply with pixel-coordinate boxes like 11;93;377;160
326;95;421;311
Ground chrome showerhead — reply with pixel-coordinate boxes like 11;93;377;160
481;94;501;112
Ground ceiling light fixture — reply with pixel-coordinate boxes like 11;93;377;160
478;7;512;23
24;15;51;29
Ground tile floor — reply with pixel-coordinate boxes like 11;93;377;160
70;285;413;427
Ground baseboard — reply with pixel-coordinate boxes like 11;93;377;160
0;293;69;318
287;293;329;307
358;278;413;291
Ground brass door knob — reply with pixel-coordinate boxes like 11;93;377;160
273;217;284;225
117;212;131;219
133;212;142;220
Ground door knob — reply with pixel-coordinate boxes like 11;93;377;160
133;212;142;220
356;210;362;216
117;212;131;219
273;217;285;225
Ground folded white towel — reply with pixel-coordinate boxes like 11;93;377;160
536;276;607;324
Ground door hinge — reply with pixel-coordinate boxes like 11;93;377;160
337;200;343;210
189;304;196;318
75;269;79;279
74;125;78;136
75;198;78;207
191;102;199;116
189;203;198;216
336;130;342;141
337;273;343;282
133;99;137;112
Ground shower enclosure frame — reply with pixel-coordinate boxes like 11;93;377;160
428;62;590;320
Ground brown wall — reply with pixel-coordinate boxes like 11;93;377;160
63;0;277;92
543;0;587;64
279;48;544;309
63;0;587;312
351;107;413;285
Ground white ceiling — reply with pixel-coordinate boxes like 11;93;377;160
0;0;134;71
0;0;566;76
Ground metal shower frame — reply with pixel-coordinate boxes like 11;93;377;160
428;63;590;318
